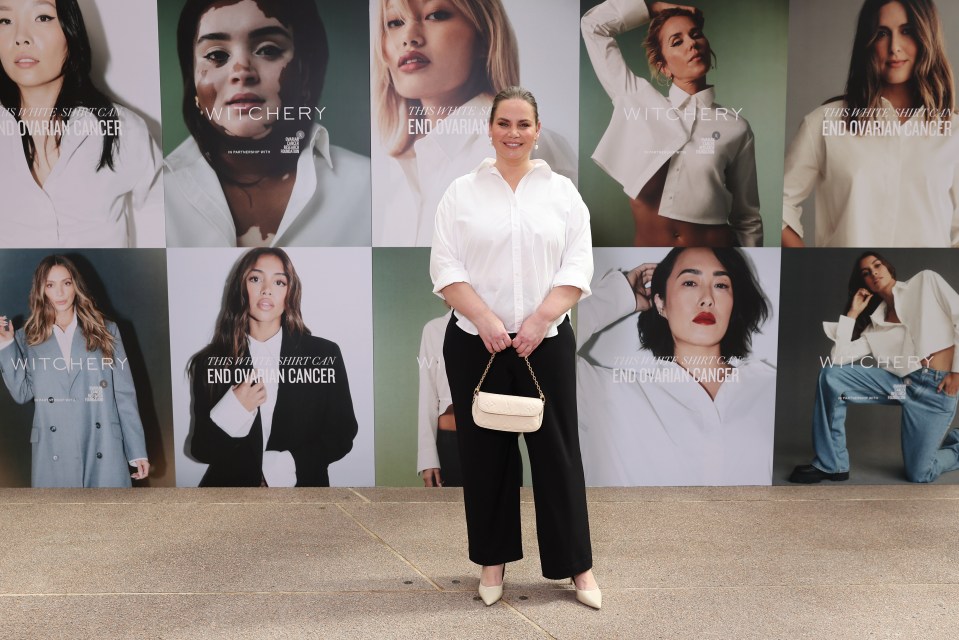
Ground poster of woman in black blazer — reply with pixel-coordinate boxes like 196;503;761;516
187;248;358;487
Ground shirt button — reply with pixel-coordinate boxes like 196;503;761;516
95;422;101;429
52;455;58;461
48;397;54;403
96;452;103;459
50;426;56;432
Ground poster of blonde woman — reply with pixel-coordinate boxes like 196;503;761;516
370;0;580;246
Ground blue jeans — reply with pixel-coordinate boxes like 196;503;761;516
812;366;959;482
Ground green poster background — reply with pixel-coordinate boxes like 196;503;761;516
373;249;533;487
578;0;788;247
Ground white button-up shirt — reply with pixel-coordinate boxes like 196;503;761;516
163;123;371;247
0;106;164;248
824;271;959;376
783;99;959;247
581;0;762;246
208;329;296;487
416;310;453;474
430;159;593;336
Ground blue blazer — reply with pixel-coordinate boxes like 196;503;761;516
0;322;148;488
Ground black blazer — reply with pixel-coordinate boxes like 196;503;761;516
190;331;358;487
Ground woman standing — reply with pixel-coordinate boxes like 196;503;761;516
0;0;163;247
581;0;762;247
189;248;358;487
430;87;600;608
0;255;150;487
372;0;575;246
789;252;959;483
164;0;370;247
782;0;957;247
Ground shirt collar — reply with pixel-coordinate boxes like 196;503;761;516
869;281;905;324
53;312;78;336
475;157;552;176
668;83;716;109
308;122;333;170
249;327;283;355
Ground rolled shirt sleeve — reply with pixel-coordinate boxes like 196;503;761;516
551;185;594;297
430;182;472;297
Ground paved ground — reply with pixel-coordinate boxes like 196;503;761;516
0;485;956;639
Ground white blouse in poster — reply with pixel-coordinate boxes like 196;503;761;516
167;248;374;487
577;248;781;486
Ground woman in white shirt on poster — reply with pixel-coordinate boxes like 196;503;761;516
789;252;959;483
0;0;163;248
581;0;762;247
164;0;370;248
782;0;958;248
431;87;600;608
576;247;776;486
372;0;575;246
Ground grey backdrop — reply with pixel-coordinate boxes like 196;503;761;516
774;248;959;485
784;0;959;244
0;250;173;487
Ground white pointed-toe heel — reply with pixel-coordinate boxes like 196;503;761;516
572;574;602;610
478;565;505;606
575;586;602;609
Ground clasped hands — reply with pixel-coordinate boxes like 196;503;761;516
476;312;548;358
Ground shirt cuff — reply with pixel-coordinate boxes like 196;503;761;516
610;0;650;28
262;450;297;487
432;268;471;297
552;270;593;299
782;208;804;238
209;389;258;438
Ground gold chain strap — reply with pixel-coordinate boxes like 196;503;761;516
473;353;545;401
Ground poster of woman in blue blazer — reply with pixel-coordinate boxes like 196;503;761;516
0;255;150;488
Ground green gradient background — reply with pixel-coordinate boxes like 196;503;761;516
373;250;532;487
579;0;788;247
157;0;371;157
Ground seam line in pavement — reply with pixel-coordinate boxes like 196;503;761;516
333;502;443;592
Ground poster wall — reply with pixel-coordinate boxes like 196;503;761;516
2;0;959;488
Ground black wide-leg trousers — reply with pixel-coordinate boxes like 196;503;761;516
443;315;592;579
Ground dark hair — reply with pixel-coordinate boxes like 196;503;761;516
177;0;329;161
643;7;716;84
0;0;119;171
842;0;954;123
637;248;769;360
489;85;538;125
188;248;311;397
845;251;896;340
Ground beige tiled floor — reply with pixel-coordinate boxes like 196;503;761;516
1;486;957;639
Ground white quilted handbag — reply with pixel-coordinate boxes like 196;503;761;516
470;353;545;433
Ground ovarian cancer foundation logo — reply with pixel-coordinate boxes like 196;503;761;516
85;386;104;402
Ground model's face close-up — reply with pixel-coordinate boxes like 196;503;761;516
246;254;288;326
489;98;539;163
859;256;895;294
0;0;67;94
658;15;710;86
657;248;733;356
383;0;479;108
873;1;917;86
44;265;76;314
194;0;295;139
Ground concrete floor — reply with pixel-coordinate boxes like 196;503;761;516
0;485;957;639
